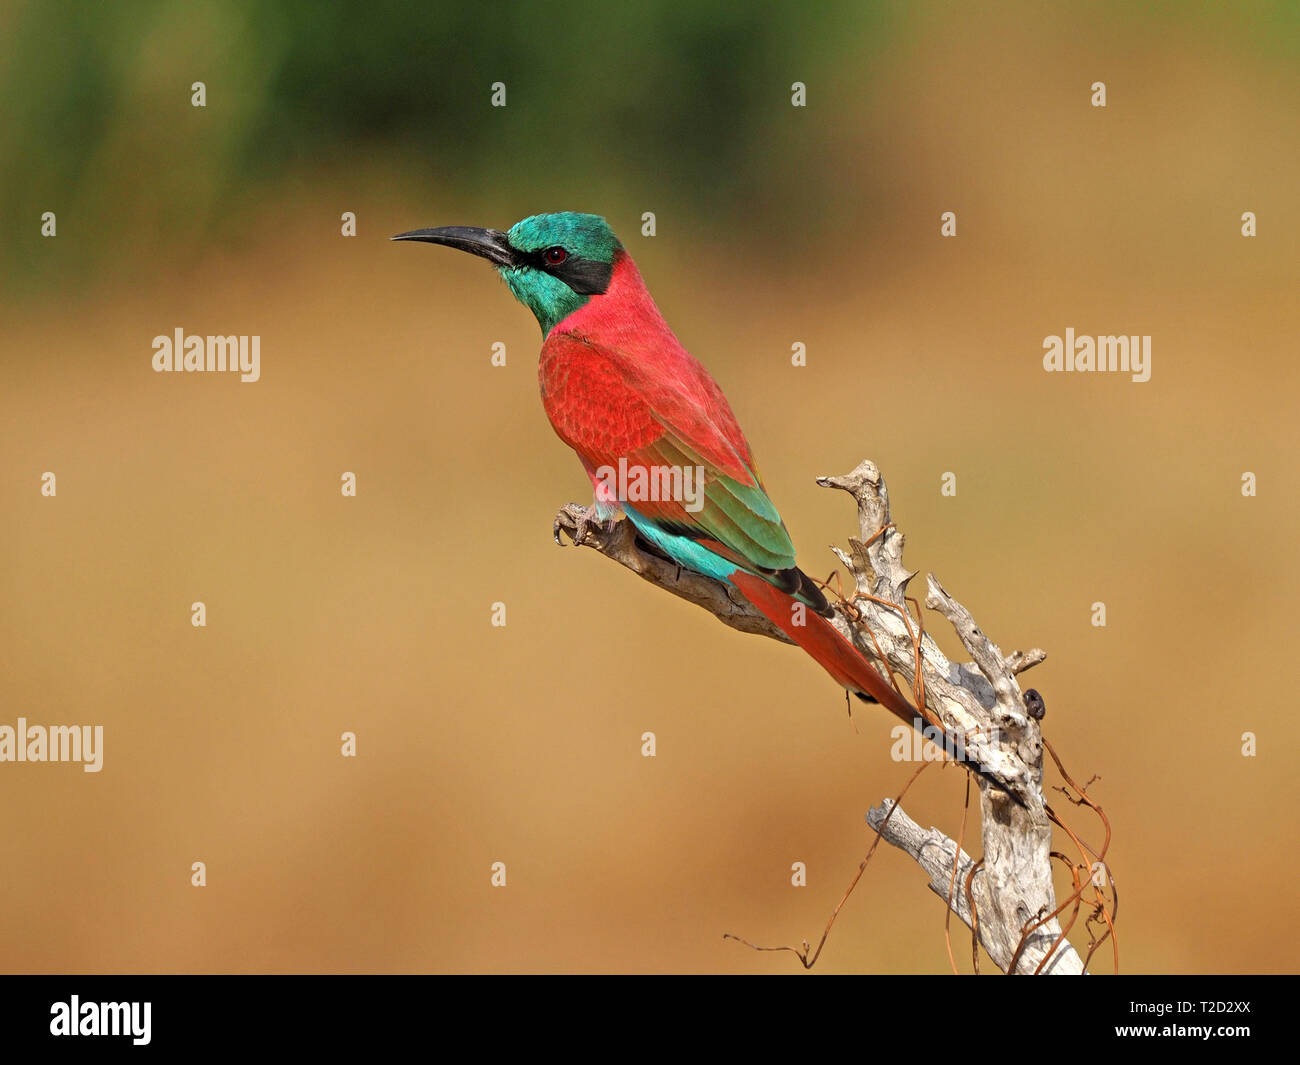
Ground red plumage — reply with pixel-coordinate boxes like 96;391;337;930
729;572;921;726
540;252;755;485
537;250;922;723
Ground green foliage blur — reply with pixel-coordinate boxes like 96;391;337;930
6;0;1298;293
0;0;900;289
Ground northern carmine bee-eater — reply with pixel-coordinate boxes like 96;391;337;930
394;212;918;725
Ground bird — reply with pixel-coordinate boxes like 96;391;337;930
393;211;924;729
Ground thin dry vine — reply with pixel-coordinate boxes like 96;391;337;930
552;457;1117;973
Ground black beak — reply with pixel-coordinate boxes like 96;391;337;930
391;226;518;268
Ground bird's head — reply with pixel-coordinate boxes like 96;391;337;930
393;212;622;335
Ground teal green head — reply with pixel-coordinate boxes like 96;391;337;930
393;212;623;334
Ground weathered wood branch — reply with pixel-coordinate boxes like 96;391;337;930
552;458;1083;974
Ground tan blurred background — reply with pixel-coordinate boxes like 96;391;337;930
1;1;1297;973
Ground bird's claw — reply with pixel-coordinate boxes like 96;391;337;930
553;503;615;546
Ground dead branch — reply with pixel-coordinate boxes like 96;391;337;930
553;458;1089;974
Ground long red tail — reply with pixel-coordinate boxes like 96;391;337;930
731;572;1027;804
730;571;922;727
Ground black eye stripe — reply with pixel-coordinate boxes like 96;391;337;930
554;255;614;295
513;246;614;295
517;247;565;270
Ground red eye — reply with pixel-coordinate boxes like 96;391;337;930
544;246;568;265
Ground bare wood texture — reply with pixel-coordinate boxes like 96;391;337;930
553;458;1083;974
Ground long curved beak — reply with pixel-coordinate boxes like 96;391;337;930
391;226;518;268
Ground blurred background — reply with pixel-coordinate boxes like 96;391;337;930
1;0;1297;973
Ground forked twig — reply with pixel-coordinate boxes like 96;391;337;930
553;457;1112;973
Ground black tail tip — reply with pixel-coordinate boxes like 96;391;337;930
794;567;835;617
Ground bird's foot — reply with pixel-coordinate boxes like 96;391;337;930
553;503;617;546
